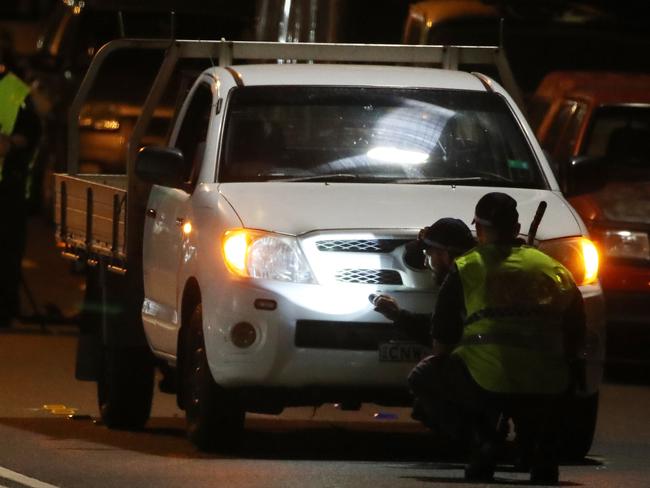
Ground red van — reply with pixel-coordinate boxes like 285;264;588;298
532;71;650;364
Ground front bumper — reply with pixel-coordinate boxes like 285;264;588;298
604;290;650;325
580;284;606;394
603;290;650;364
202;278;434;399
201;276;606;400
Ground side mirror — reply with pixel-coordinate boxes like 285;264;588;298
564;155;606;197
135;146;186;188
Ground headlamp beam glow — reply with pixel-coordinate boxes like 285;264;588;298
367;146;428;165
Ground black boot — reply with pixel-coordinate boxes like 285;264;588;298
465;440;497;482
529;442;560;485
530;464;559;485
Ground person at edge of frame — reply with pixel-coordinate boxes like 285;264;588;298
0;36;42;328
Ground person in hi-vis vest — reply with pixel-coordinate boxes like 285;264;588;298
0;40;42;327
408;192;585;485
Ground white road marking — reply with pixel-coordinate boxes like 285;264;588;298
0;466;58;488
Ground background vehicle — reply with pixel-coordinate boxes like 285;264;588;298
0;1;44;57
403;0;499;46
54;39;605;458
254;0;409;44
30;0;256;214
531;71;650;365
403;0;650;96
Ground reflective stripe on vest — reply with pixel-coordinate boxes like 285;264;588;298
460;331;564;355
453;245;574;395
464;305;563;325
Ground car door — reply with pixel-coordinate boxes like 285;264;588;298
142;81;213;353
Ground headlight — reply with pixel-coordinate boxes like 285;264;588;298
599;230;650;261
538;237;599;286
222;229;316;284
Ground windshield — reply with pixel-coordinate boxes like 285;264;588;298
583;105;650;181
219;86;544;188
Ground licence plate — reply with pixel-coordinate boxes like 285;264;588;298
378;342;431;362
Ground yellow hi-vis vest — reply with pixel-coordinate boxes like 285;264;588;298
452;245;575;395
0;72;30;136
0;72;32;187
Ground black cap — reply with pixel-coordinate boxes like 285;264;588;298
422;218;475;253
406;217;475;255
473;192;519;230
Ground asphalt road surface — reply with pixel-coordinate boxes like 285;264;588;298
0;216;648;488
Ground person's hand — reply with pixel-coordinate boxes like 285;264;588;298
371;294;400;319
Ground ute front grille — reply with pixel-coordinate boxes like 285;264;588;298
335;269;402;285
316;239;410;253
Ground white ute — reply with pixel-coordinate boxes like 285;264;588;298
55;40;604;456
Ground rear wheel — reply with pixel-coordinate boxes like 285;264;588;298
559;392;599;461
97;346;154;429
184;302;245;452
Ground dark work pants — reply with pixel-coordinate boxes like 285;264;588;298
0;157;29;325
408;354;564;468
408;354;490;445
508;395;564;470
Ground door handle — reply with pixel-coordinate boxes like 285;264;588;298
146;208;157;219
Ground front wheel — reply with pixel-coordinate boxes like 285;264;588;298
559;392;599;461
184;303;245;452
97;346;154;429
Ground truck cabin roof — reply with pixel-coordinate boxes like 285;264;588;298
208;64;489;91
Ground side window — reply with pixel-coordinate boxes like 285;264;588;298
404;16;423;45
544;100;588;187
526;96;551;133
174;83;213;186
554;102;587;163
544;101;574;154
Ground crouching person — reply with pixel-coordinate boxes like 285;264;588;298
374;193;586;485
371;217;475;440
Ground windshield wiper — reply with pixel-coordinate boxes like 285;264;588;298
262;173;516;185
262;173;361;182
396;176;516;186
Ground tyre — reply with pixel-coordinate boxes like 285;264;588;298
184;302;245;452
75;267;103;381
559;392;599;461
97;346;154;430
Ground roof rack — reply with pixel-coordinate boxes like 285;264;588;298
68;38;522;174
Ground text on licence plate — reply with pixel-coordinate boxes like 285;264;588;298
378;342;431;362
